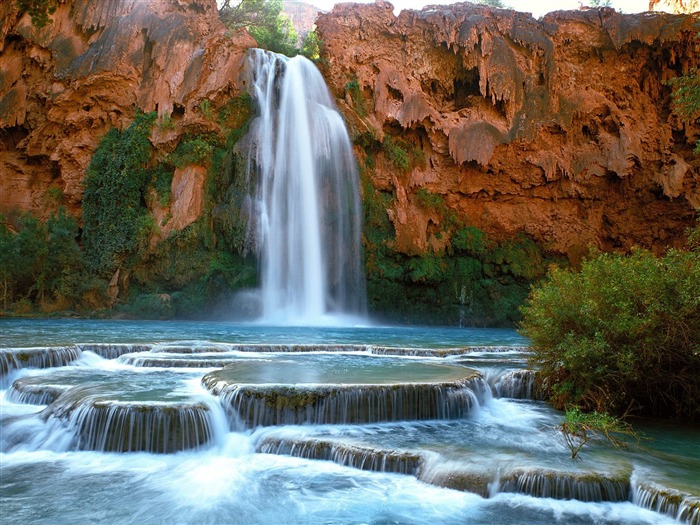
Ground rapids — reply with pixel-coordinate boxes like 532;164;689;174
1;319;699;524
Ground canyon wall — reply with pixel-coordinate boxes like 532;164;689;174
0;0;253;226
317;2;700;262
2;0;698;261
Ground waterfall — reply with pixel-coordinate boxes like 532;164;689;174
244;49;366;325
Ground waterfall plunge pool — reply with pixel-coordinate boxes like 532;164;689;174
1;319;699;525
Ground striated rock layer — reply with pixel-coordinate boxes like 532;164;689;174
0;0;254;221
317;2;700;260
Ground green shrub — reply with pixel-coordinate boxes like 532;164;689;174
82;111;156;277
560;407;639;460
520;240;700;420
16;0;57;28
345;77;368;118
452;226;488;256
167;136;215;168
121;292;174;320
300;30;323;61
382;136;411;172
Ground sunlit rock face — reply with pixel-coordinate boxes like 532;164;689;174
0;0;253;220
316;3;700;261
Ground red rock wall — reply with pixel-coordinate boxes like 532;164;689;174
0;0;253;220
1;0;698;264
317;2;700;261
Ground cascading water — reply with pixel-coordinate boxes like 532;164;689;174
244;49;366;325
3;321;700;525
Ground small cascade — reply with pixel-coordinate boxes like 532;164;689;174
76;343;153;359
494;468;631;502
418;463;493;497
149;342;233;354
7;378;67;405
0;346;83;383
633;480;700;525
205;376;488;428
369;346;530;357
44;388;216;453
118;354;236;368
243;49;366;324
256;435;424;475
488;370;542;400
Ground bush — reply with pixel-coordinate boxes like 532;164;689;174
520;238;700;420
82;111;156;277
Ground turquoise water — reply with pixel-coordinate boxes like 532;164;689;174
1;319;697;525
0;318;528;348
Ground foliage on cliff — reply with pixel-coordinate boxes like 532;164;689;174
1;96;257;319
82;111;156;277
669;65;700;153
15;0;57;28
361;173;550;325
520;225;700;421
219;0;298;56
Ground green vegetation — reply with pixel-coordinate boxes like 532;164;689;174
669;65;700;153
560;407;639;460
345;78;368;118
360;171;550;325
1;93;256;319
16;0;57;28
520;229;700;421
0;208;104;312
82;111;156;277
166;136;216;168
300;30;323;62
219;0;298;57
382;136;411;172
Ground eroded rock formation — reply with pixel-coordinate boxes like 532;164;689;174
0;0;253;221
317;2;700;260
1;0;698;268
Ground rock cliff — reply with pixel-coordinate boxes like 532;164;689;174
317;2;700;261
1;0;699;267
0;0;253;224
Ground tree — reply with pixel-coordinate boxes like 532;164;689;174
44;207;85;304
219;0;298;57
0;218;18;310
300;29;322;61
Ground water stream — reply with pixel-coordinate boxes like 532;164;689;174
243;50;365;325
1;319;698;524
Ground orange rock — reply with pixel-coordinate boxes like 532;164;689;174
0;0;253;221
317;2;700;258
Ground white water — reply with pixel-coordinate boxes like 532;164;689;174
2;322;699;524
245;49;366;325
